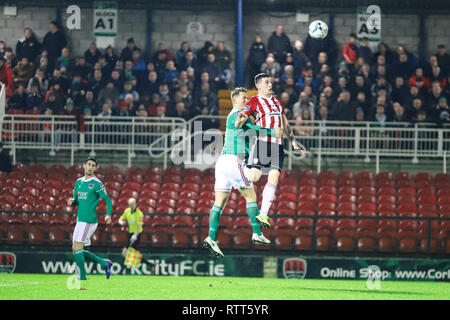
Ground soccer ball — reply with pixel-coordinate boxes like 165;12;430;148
309;20;328;40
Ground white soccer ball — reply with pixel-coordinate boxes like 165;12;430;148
309;20;328;40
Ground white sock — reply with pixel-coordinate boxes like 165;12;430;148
260;182;277;217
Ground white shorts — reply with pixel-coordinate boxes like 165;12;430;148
72;222;98;246
214;154;253;192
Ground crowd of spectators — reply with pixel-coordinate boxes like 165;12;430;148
0;21;236;128
1;21;450;135
246;25;450;133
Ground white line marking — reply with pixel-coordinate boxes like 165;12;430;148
0;282;40;287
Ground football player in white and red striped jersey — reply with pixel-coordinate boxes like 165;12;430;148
243;73;307;228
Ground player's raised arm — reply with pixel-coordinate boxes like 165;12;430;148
234;111;248;129
282;114;307;155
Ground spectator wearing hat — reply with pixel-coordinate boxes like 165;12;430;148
432;96;450;126
42;21;67;73
120;38;141;63
0;143;12;174
0;55;14;97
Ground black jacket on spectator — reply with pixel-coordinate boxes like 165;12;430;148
84;49;101;67
0;145;12;173
8;91;27;110
391;83;410;105
304;34;338;68
42;30;67;69
331;99;357;121
267;31;292;64
16;36;41;62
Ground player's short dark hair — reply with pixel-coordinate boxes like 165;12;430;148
254;73;270;86
85;157;97;165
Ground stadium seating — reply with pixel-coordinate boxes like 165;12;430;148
1;164;449;254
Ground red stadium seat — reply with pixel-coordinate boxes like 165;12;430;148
359;186;376;196
358;179;376;188
180;183;201;194
144;174;163;184
2;185;20;197
123;182;142;192
398;230;418;253
357;171;375;181
45;180;64;190
279;185;298;195
161;182;181;192
379;195;396;204
0;194;17;206
25;179;45;190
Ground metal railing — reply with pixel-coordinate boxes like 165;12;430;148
2;114;450;169
1;114;186;165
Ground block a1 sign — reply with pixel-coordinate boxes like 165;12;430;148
93;1;118;37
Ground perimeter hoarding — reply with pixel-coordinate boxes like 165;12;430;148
3;251;449;281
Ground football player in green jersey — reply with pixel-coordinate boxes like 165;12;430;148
203;88;282;258
67;157;113;286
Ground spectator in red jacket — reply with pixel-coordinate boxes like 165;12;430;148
343;33;358;70
0;55;14;97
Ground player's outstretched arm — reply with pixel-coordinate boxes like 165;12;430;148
282;114;308;155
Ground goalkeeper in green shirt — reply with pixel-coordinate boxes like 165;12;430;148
67;157;113;285
203;87;282;258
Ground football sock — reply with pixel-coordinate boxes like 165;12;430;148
208;205;223;241
74;250;87;280
260;182;277;217
246;202;262;236
82;250;106;269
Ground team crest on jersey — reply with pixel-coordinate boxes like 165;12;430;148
88;184;94;189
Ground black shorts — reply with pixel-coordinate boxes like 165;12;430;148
127;233;142;249
247;140;284;172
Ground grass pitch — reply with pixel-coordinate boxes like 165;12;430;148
0;273;448;300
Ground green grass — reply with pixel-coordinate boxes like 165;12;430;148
0;274;449;300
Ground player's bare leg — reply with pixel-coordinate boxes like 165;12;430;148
239;187;270;245
203;191;229;259
248;167;262;183
256;169;280;229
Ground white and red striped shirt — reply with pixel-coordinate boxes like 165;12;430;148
245;94;285;144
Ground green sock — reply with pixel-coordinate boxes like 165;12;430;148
74;250;87;280
208;205;223;241
82;250;106;269
247;202;262;236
